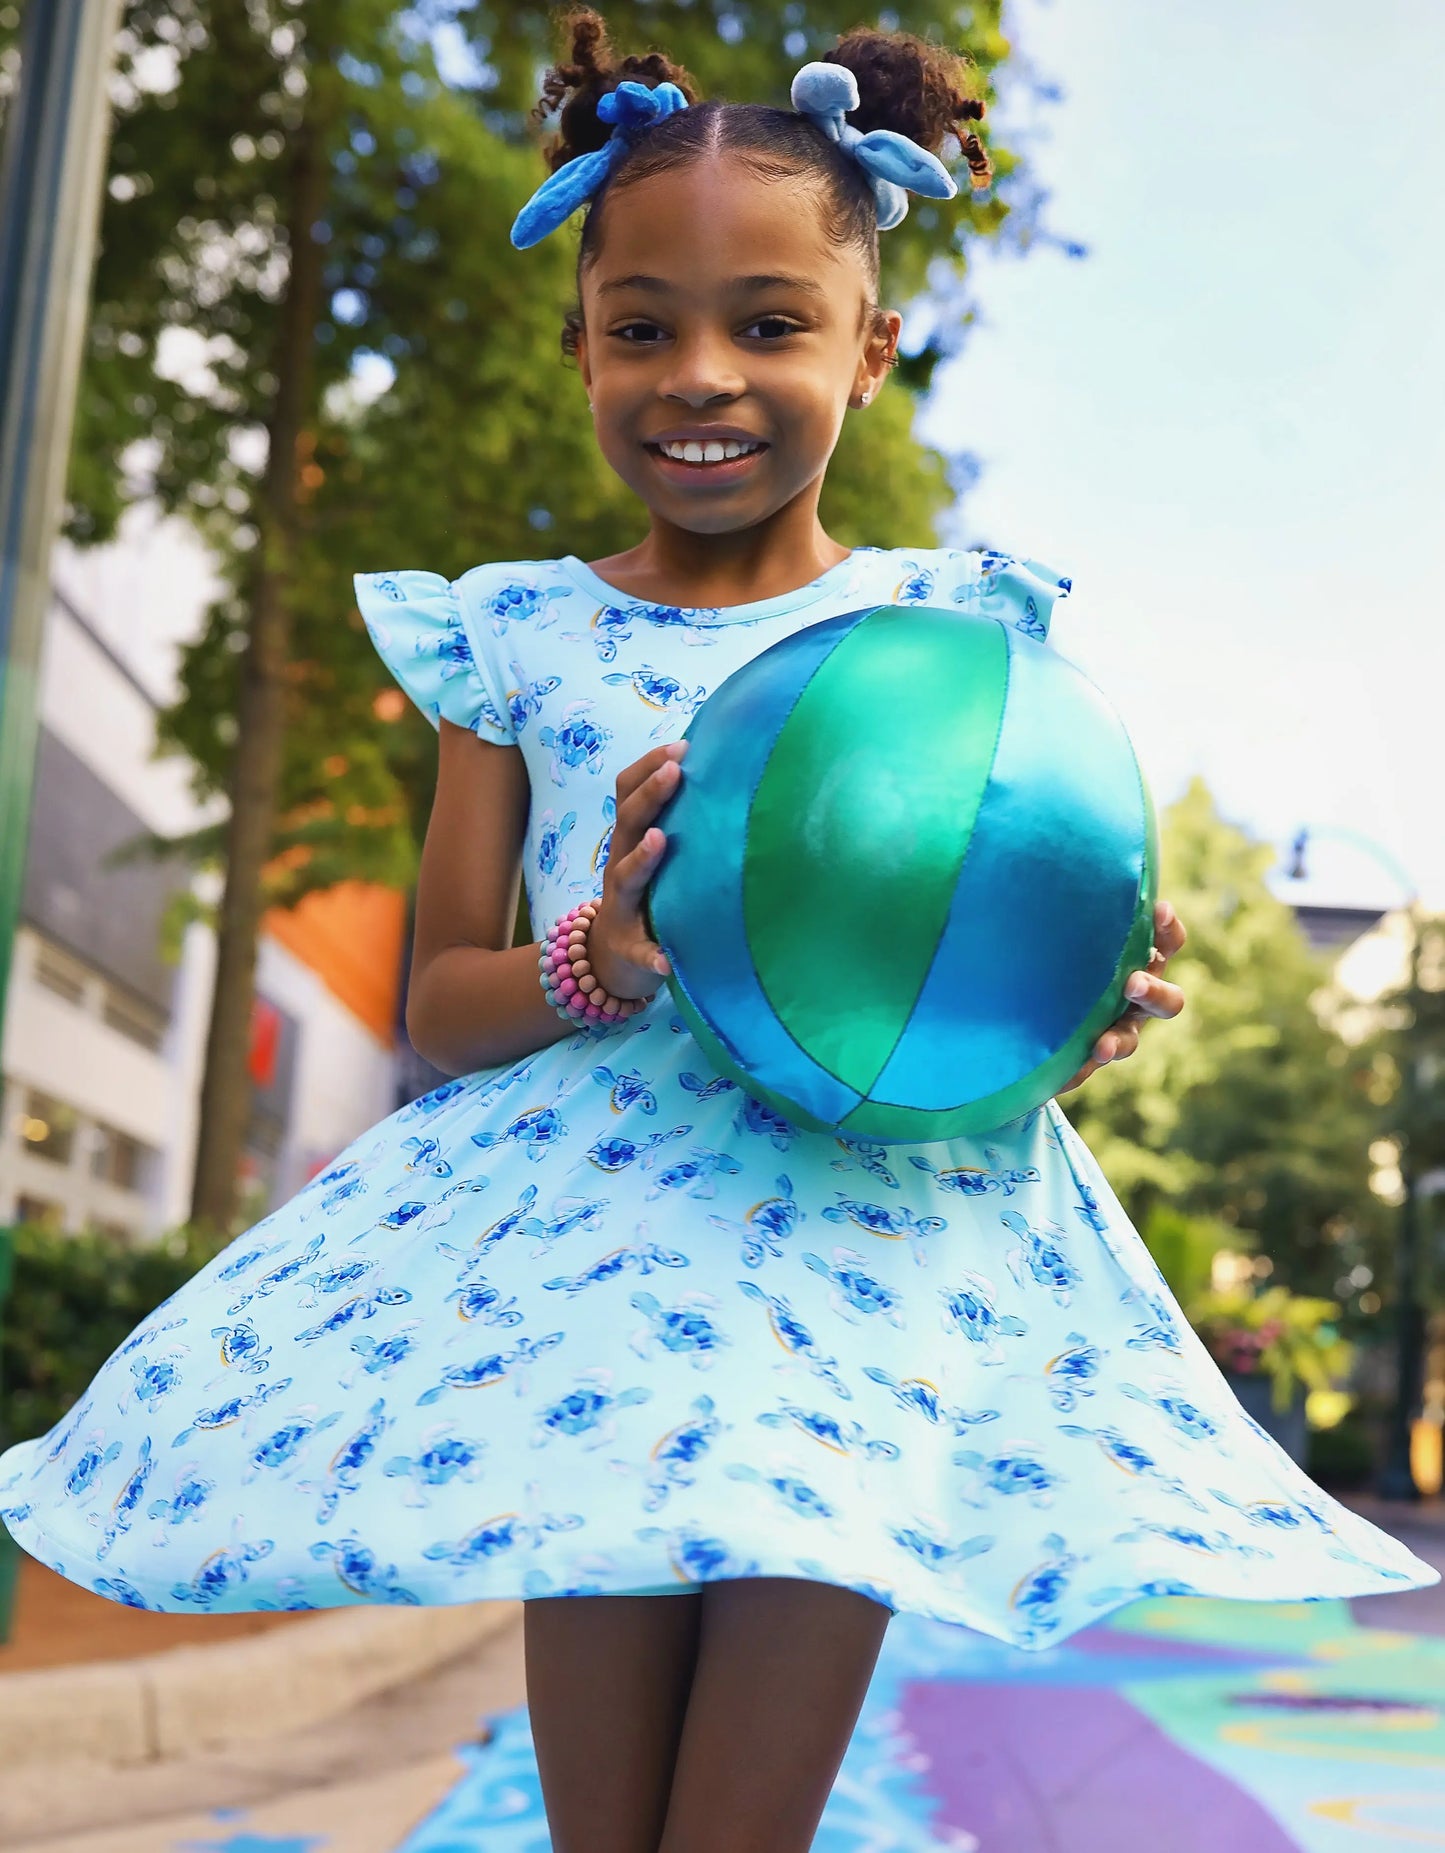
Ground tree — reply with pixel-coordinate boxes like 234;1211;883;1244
1066;779;1390;1306
12;0;1060;1235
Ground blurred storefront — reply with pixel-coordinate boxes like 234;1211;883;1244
0;511;403;1240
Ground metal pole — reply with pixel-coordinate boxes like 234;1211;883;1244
0;0;125;1040
1377;903;1425;1501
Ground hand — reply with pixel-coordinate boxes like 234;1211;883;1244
1057;899;1187;1095
586;740;689;999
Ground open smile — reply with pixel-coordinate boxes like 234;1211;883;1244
644;436;769;484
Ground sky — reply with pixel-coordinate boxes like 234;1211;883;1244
918;0;1445;909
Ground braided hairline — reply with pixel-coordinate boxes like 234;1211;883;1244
542;9;990;364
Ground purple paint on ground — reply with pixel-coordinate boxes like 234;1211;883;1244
899;1680;1301;1853
1068;1624;1292;1670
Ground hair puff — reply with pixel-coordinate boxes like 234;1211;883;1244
535;7;702;175
827;26;992;189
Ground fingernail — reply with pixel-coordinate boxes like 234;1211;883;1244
1125;974;1148;1002
665;740;687;760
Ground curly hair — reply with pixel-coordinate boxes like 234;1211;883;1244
531;8;992;360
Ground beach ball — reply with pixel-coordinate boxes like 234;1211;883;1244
646;604;1156;1142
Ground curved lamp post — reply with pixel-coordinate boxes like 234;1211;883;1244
1286;825;1424;1502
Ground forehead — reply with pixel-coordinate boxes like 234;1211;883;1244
584;156;868;307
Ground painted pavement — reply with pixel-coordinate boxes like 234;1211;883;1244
171;1597;1445;1853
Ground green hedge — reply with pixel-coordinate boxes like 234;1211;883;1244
0;1222;227;1448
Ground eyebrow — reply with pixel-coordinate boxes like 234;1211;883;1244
596;271;829;301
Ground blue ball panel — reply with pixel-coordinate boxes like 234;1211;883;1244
870;624;1148;1111
649;608;872;1128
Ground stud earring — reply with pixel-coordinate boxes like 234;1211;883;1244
859;390;871;406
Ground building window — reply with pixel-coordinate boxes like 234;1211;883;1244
14;1193;64;1230
103;986;166;1051
33;942;88;1005
18;1087;77;1166
90;1121;153;1193
25;934;169;1050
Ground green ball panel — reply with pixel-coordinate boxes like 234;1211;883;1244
743;607;1010;1097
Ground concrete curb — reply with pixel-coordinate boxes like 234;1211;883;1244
0;1598;519;1771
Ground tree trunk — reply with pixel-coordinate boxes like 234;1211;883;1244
188;112;328;1235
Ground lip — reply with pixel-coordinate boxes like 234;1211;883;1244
646;444;769;488
643;426;771;487
646;424;770;447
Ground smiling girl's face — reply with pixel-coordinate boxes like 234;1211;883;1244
575;154;900;540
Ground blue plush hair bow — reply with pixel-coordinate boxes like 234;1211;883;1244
508;61;958;249
790;62;957;231
510;80;690;249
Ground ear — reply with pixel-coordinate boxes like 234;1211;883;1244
852;308;903;410
576;324;594;399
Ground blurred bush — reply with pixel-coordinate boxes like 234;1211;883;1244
1305;1406;1378;1490
0;1222;226;1446
1190;1283;1352;1413
1142;1203;1251;1308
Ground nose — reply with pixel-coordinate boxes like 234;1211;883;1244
657;326;745;407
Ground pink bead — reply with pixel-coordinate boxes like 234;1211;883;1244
558;977;578;1000
584;1003;603;1021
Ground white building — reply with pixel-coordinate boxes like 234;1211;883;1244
0;508;406;1241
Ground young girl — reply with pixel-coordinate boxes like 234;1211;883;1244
2;13;1434;1851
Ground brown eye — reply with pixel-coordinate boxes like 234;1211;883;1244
614;321;666;344
745;316;801;341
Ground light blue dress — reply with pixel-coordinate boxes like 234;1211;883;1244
1;547;1434;1645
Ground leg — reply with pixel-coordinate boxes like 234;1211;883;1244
525;1590;704;1853
658;1578;891;1853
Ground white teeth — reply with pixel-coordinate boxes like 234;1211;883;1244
659;438;761;463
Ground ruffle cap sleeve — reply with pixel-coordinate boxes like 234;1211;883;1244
970;551;1072;643
353;569;513;743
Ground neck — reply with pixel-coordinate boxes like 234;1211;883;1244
587;487;850;608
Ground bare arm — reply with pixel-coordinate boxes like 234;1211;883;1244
405;720;689;1077
404;719;571;1075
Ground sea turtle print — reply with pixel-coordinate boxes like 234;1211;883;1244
0;548;1434;1645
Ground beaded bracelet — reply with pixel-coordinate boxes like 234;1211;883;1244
539;902;656;1032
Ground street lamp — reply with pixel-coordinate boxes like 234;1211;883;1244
1286;825;1424;1503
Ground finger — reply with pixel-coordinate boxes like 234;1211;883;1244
608;825;668;909
1152;899;1186;959
614;740;687;811
607;834;679;976
1122;971;1185;1021
1102;1022;1141;1063
611;754;685;867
